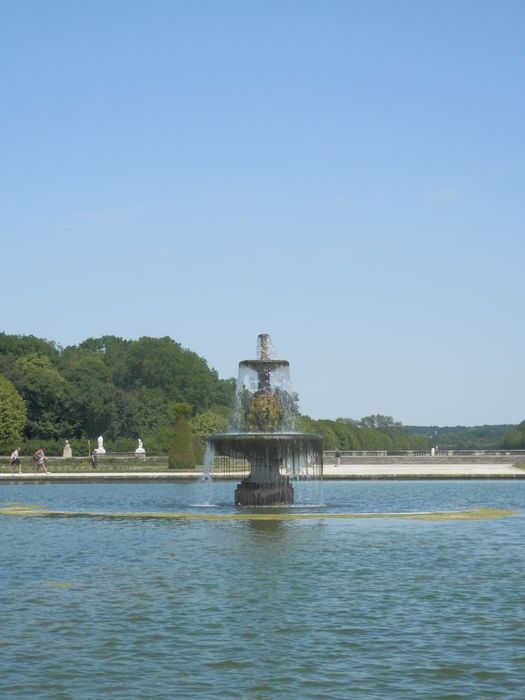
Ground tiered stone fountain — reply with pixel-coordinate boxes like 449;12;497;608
207;334;323;506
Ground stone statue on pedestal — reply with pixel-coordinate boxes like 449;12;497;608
63;440;72;458
97;435;106;454
135;438;146;457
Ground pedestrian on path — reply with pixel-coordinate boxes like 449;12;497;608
91;449;98;470
34;448;49;474
335;449;341;466
10;447;22;474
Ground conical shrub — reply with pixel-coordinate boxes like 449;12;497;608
168;403;195;469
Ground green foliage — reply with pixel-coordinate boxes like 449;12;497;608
112;337;233;409
191;407;230;442
356;415;402;430
298;414;429;451
190;406;231;464
0;375;27;452
0;333;234;453
170;402;193;419
60;349;115;437
0;331;520;455
501;421;525;449
0;332;61;361
14;353;72;439
168;403;195;469
246;393;284;432
404;424;515;450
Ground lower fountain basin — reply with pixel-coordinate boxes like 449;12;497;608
209;432;323;460
208;432;323;506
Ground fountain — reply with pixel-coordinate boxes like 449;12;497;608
205;334;323;506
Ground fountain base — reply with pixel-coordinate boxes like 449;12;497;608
235;479;294;506
207;432;322;507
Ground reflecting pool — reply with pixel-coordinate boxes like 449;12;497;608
1;480;524;699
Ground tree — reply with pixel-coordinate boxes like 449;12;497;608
168;403;195;469
0;332;235;449
0;332;61;361
60;349;116;437
14;353;73;439
0;375;27;452
358;415;402;430
191;406;231;443
115;336;233;409
502;421;525;449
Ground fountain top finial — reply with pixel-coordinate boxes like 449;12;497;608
239;334;289;384
258;333;270;360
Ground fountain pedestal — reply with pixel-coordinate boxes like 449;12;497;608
209;432;322;507
235;479;294;506
234;447;295;505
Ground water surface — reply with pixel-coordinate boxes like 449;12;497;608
1;480;523;699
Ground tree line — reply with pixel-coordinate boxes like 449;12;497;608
0;333;234;458
0;332;521;457
403;424;519;450
299;415;430;451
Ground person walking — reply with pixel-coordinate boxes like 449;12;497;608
10;447;22;474
34;448;49;474
334;448;341;466
90;449;98;470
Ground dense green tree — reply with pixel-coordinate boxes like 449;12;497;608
0;375;27;452
298;414;428;451
313;420;340;450
502;421;525;449
357;415;402;430
332;420;362;449
114;336;233;408
65;335;233;446
60;349;115;437
191;406;231;443
126;387;169;437
14;353;73;439
405;424;515;449
0;332;234;450
168;403;195;469
107;389;140;440
0;333;61;362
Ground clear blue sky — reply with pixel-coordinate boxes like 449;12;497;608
2;1;524;426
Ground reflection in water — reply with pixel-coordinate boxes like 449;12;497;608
245;518;286;535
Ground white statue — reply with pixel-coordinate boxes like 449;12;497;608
135;438;146;457
63;440;72;458
97;435;106;454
